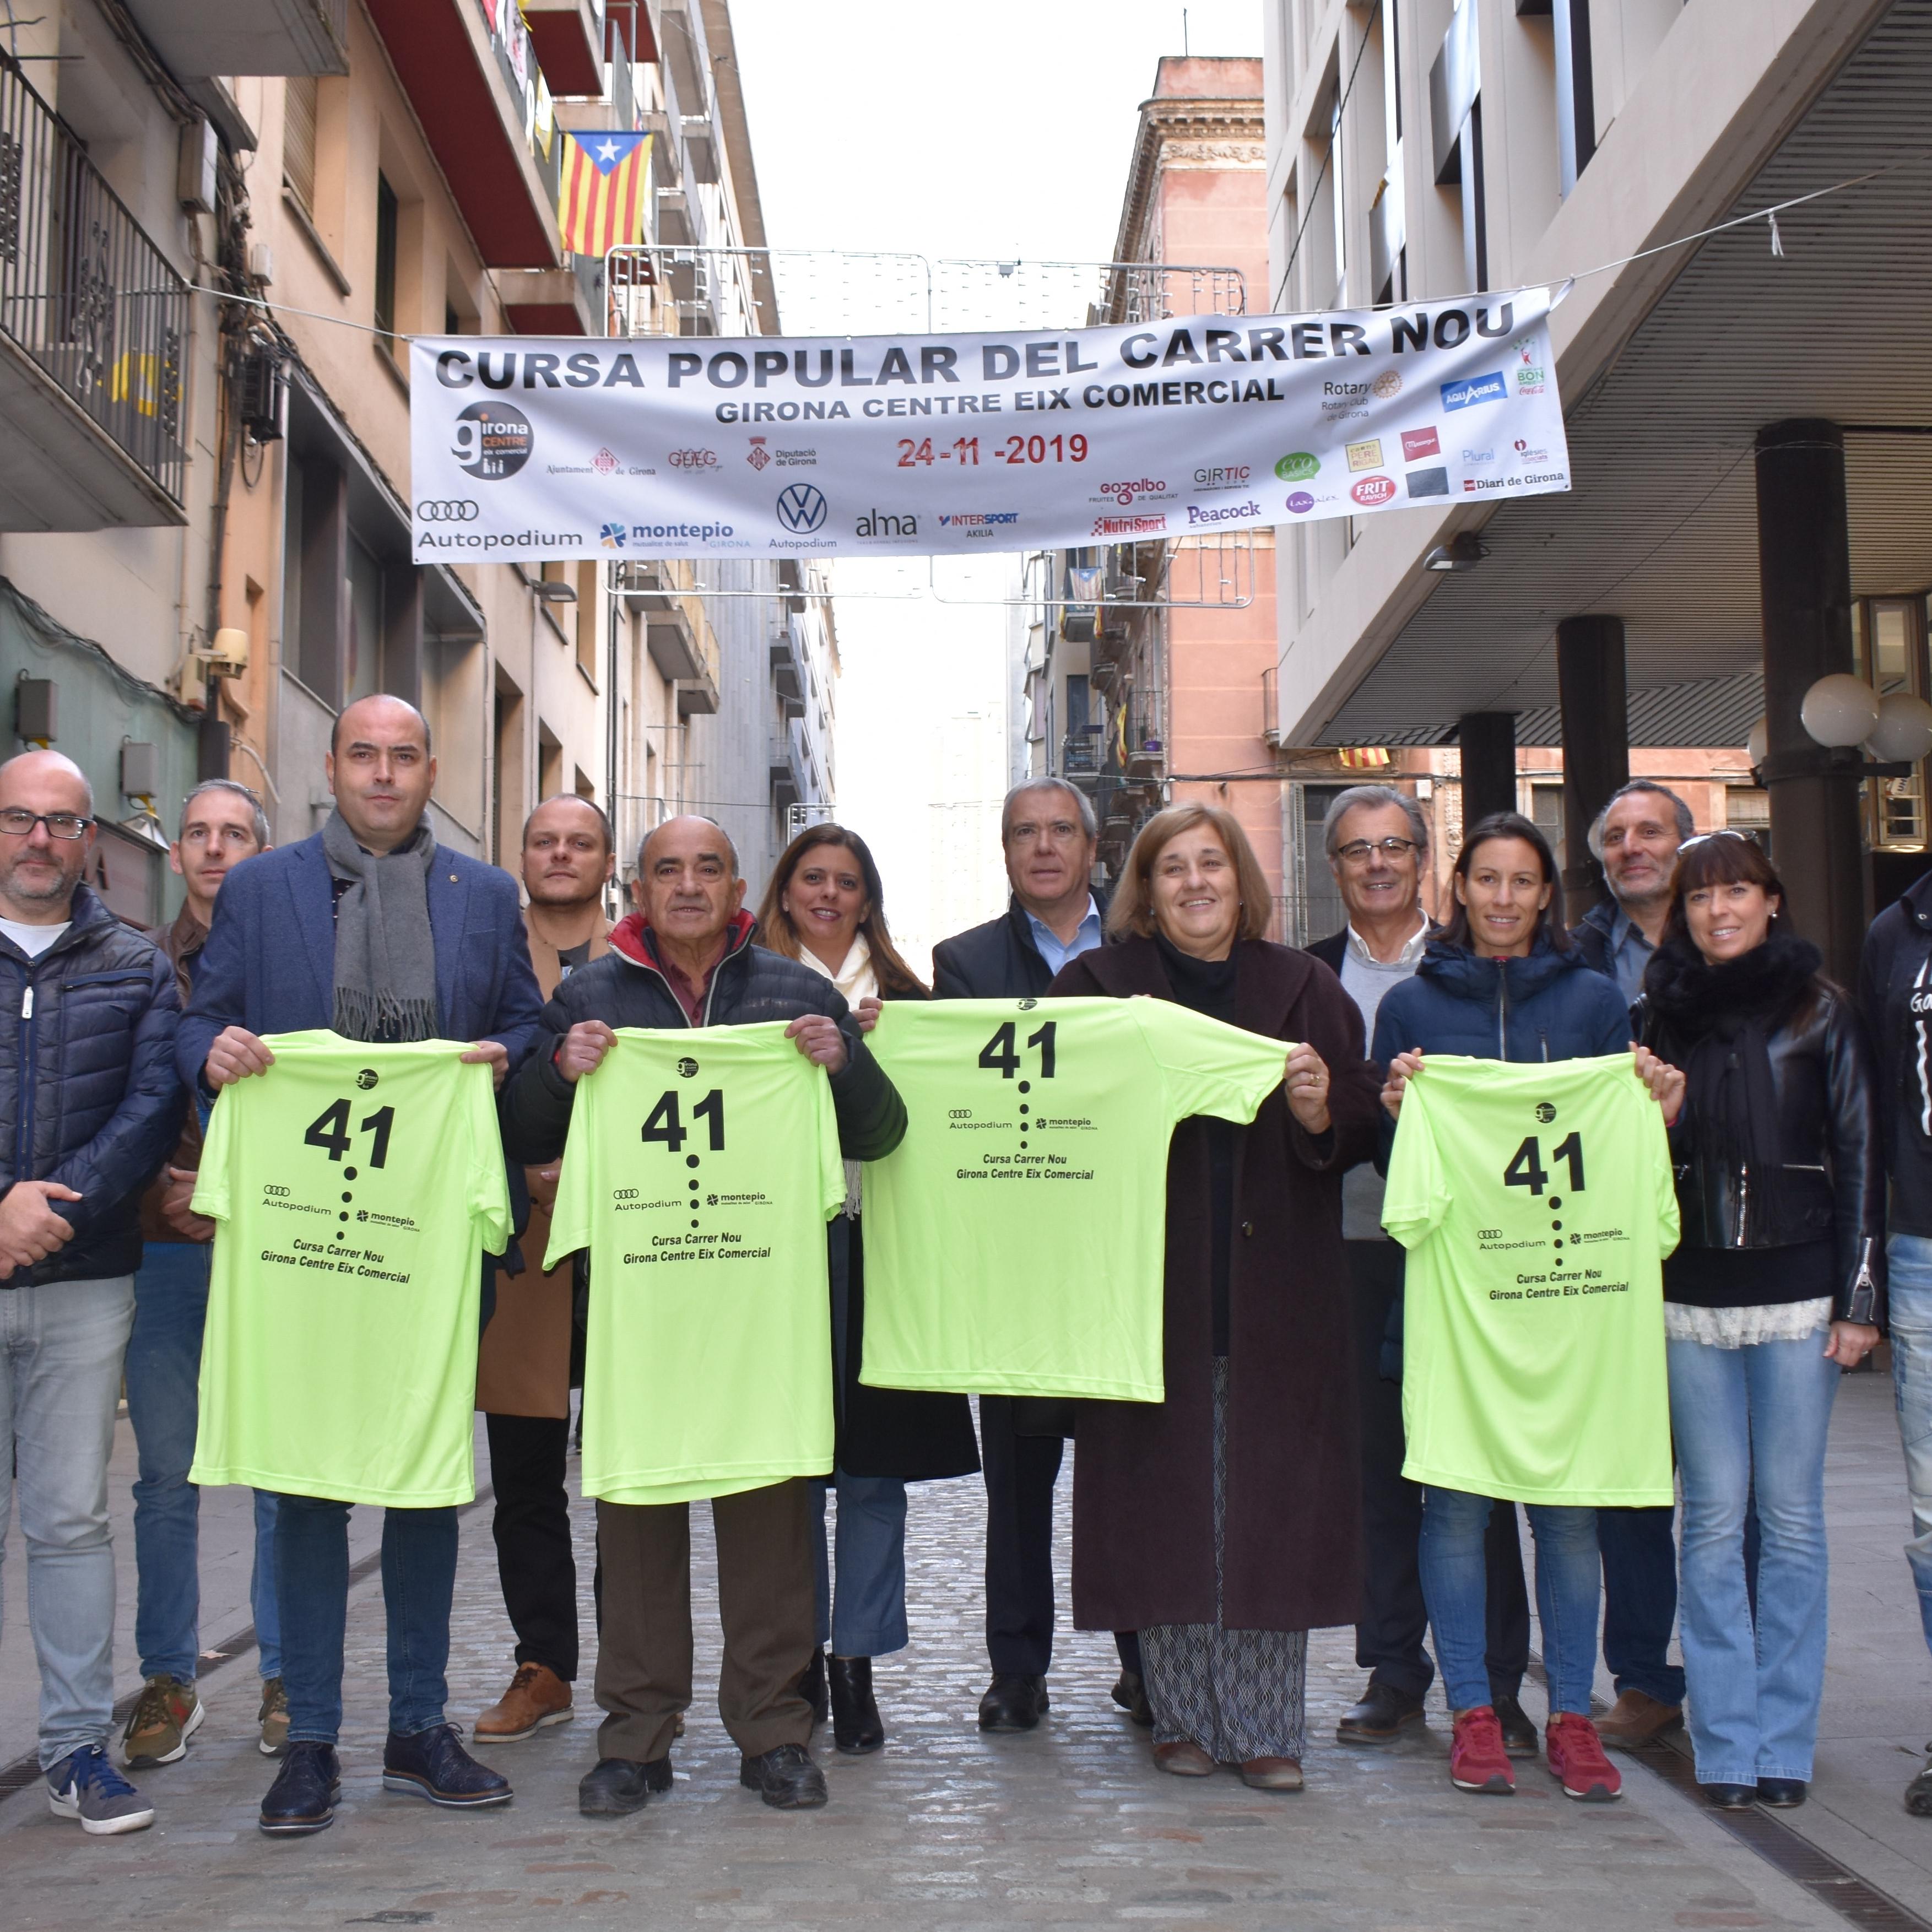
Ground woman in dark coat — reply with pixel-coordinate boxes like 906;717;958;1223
756;825;979;1757
1051;803;1381;1789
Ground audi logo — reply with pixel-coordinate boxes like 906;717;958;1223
416;499;479;522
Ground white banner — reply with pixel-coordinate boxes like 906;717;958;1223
409;288;1570;562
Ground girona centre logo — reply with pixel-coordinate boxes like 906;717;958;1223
776;483;827;533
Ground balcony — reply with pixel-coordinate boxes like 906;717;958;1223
769;624;808;715
496;255;602;334
769;719;813;806
522;0;605;98
0;53;190;529
1062;731;1102;778
362;0;563;269
121;0;349;77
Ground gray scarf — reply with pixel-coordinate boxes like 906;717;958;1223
322;809;439;1042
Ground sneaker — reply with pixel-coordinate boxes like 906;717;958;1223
382;1723;512;1809
47;1743;156;1835
258;1677;290;1757
1448;1706;1516;1794
1546;1713;1622;1801
122;1675;203;1767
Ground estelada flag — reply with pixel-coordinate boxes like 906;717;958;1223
558;131;652;258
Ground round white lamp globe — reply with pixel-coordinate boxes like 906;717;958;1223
1868;691;1932;764
1746;716;1768;767
1800;673;1880;748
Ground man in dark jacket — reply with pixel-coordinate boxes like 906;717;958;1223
178;696;544;1838
929;778;1143;1733
0;750;182;1837
502;813;905;1818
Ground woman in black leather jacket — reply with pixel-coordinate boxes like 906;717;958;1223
1640;831;1883;1816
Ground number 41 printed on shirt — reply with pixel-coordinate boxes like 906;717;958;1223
304;1098;395;1167
978;1020;1056;1079
1502;1132;1585;1196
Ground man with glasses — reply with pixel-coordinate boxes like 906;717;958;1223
1307;786;1538;1756
0;751;184;1834
120;782;285;1771
930;780;1144;1734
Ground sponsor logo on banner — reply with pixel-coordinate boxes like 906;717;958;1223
938;512;1020;528
1285;491;1316;514
774;447;818;468
1187;499;1262;525
668;448;719;469
1350;475;1397;507
1405;467;1449;499
452;402;533;480
1462;447;1497;466
776;484;828;533
1322;380;1372;418
855;508;918;538
1100;477;1166;504
415;500;479;522
1275;452;1320;481
599;521;626;548
1092;513;1166;537
746;437;772;470
592;447;620;476
1193;464;1252;489
1513;337;1547;395
1441;371;1507;412
1346;439;1384;472
1401;427;1441;462
1372;370;1403;399
1513;437;1549;462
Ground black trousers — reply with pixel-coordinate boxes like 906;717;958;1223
979;1395;1138;1679
484;1411;579;1682
1347;1241;1529;1702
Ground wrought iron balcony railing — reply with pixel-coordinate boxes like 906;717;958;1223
0;51;189;507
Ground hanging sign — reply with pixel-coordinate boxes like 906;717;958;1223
409;286;1569;561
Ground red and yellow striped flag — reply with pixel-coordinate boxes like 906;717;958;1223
557;131;652;258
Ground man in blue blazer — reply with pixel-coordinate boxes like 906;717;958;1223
178;695;543;1839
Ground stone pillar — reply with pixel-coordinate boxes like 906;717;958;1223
1756;418;1866;986
1556;615;1629;916
1458;710;1517;826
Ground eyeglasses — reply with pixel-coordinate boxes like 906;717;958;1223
1335;836;1418;865
0;809;93;841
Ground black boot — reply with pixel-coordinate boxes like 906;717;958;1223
829;1655;885;1755
797;1647;829;1727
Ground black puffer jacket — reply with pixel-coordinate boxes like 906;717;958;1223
1641;933;1885;1326
502;913;906;1167
0;884;183;1285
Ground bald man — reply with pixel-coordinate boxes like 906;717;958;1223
178;695;544;1838
0;751;183;1835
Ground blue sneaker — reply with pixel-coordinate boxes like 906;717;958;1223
46;1743;155;1835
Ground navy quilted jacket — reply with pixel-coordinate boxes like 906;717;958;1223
0;883;183;1285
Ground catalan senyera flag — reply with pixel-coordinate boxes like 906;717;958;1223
558;131;652;258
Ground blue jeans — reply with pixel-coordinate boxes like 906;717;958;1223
1668;1329;1839;1785
275;1497;456;1745
810;1472;908;1658
1890;1234;1932;1658
1598;1505;1685;1706
0;1276;136;1768
125;1241;283;1682
1420;1487;1601;1717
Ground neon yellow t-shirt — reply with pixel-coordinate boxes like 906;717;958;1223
1382;1053;1679;1506
859;997;1290;1401
190;1032;511;1507
545;1023;845;1505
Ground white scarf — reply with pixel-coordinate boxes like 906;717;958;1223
798;934;876;1214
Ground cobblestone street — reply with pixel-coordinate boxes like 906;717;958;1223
3;1382;1930;1930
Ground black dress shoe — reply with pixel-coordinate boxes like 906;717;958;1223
381;1724;512;1808
978;1673;1049;1732
1336;1680;1426;1745
797;1647;829;1727
1757;1777;1807;1809
739;1742;828;1809
1907;1749;1932;1816
1492;1693;1538;1758
1112;1670;1154;1728
1701;1782;1759;1811
829;1655;885;1755
259;1740;341;1837
578;1755;672;1816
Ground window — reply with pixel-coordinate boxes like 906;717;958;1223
1295;784;1348;946
1856;598;1931;850
374;172;399;350
284;77;318;211
1328;85;1346;308
345;534;383;708
1531;783;1565;858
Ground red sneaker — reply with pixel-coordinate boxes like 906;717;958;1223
1546;1713;1622;1801
1449;1706;1516;1794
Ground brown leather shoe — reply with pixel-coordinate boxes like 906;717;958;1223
475;1663;573;1741
1152;1739;1216;1777
1240;1756;1303;1791
1595;1689;1682;1752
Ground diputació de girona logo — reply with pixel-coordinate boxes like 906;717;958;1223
776;483;827;533
451;402;533;480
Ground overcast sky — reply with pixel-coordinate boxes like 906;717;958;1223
726;1;1264;961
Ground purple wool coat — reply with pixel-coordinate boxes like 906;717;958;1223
1049;934;1380;1635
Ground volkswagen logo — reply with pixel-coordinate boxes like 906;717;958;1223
416;499;479;522
776;483;827;533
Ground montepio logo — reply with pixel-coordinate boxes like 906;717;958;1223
600;521;627;548
1274;451;1319;481
855;508;918;538
592;447;620;477
677;1057;700;1078
746;436;771;470
1091;512;1166;537
1441;370;1507;412
1350;474;1397;507
1100;477;1165;505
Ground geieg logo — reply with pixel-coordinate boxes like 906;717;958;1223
1100;478;1165;504
776;484;828;533
669;448;719;469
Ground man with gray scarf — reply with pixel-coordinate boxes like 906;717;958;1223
179;695;544;1839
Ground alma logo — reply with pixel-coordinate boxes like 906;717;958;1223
1274;451;1319;481
1350;474;1396;507
855;508;918;538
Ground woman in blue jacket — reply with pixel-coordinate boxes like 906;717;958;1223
1371;812;1679;1805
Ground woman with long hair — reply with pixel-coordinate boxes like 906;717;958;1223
754;825;978;1756
1051;803;1382;1788
1639;832;1882;1811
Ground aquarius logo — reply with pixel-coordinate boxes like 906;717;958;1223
776;483;828;533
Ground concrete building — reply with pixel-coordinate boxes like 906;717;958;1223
1263;0;1932;973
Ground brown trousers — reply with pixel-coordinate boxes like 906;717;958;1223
593;1478;816;1763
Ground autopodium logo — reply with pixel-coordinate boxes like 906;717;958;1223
416;499;479;521
776;483;828;533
